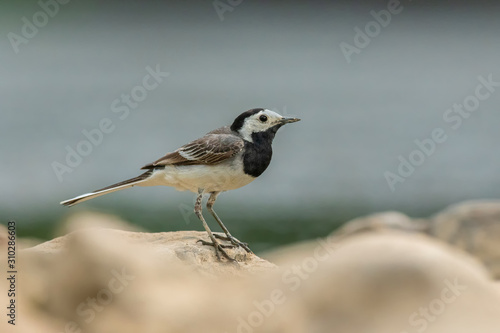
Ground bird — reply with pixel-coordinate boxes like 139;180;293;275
60;108;300;261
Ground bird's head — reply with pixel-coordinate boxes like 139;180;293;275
230;108;300;142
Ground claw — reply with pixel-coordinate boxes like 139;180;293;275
214;233;253;253
197;239;238;263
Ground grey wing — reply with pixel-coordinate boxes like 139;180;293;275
141;133;244;169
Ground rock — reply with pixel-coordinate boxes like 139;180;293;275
315;201;500;280
335;211;429;236
429;200;500;279
7;228;275;333
4;224;499;333
25;229;276;276
4;202;500;333
265;232;500;333
56;211;145;235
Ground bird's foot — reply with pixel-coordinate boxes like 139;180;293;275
197;239;238;263
214;233;253;253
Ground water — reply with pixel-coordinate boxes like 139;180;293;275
1;1;499;248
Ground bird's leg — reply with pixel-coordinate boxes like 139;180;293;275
207;192;252;253
194;189;236;262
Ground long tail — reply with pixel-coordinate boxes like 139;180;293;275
60;170;153;207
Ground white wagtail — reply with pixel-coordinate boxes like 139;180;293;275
61;108;300;261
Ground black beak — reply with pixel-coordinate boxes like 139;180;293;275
280;117;301;124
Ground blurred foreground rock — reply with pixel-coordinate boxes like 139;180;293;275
25;229;274;277
56;211;146;235
1;200;500;333
429;200;500;279
265;231;500;333
323;200;500;279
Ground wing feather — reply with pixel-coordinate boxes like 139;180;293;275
141;133;244;169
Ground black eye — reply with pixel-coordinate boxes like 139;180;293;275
259;115;268;122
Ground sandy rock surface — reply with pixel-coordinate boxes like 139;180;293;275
314;200;500;279
2;201;500;333
429;200;500;279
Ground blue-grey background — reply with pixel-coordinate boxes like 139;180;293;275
1;0;499;251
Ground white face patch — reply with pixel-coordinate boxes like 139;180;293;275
238;109;284;142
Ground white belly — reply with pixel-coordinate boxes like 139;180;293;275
144;161;256;193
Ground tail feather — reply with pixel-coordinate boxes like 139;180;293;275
60;170;153;207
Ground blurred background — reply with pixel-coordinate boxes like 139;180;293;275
1;0;499;252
